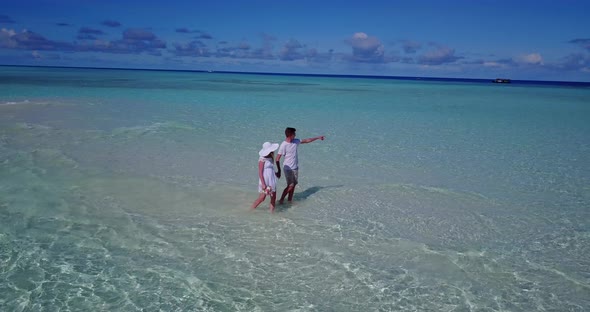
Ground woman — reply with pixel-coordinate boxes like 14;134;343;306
251;142;280;212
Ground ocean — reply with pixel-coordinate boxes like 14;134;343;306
1;66;589;311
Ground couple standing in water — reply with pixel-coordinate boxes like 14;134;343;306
251;127;325;212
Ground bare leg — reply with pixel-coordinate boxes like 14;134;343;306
279;186;290;205
287;185;296;202
270;192;276;212
251;193;266;210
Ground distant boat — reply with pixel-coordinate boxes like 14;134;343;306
493;78;511;83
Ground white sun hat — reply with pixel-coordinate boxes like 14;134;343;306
259;142;279;157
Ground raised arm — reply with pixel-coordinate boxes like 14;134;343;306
301;135;325;144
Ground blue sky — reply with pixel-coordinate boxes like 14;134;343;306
1;0;590;81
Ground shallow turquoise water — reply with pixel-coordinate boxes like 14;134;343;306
1;66;589;311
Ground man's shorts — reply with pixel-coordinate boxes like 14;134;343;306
284;168;299;186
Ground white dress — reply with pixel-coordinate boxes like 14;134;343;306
257;157;277;193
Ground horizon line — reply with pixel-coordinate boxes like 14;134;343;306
2;64;590;87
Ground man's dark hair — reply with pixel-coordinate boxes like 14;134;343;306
285;127;296;137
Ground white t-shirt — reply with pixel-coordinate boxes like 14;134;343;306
278;138;300;170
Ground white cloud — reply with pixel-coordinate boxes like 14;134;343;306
483;61;503;67
348;32;385;63
1;28;16;36
0;28;17;48
418;46;461;65
352;32;368;40
519;53;543;65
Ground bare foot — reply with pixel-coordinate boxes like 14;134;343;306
270;205;275;213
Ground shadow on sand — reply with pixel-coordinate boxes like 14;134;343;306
275;185;343;212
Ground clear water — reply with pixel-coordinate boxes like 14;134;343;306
1;66;589;311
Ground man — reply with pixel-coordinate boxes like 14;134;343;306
275;127;325;204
